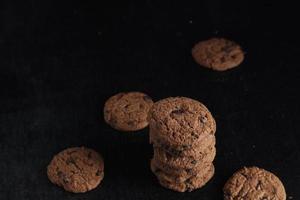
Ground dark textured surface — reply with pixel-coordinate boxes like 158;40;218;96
0;0;299;199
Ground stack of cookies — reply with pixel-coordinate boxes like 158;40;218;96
148;97;217;192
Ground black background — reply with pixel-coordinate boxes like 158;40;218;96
1;0;300;199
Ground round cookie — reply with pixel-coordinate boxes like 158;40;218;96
151;158;212;179
152;161;212;183
192;38;244;71
223;167;286;200
104;92;154;131
153;145;216;169
151;158;212;183
152;130;216;157
156;164;215;192
47;147;104;193
148;97;216;148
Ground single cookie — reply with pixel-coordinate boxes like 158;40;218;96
104;92;154;131
153;145;216;169
192;38;244;71
151;158;212;179
47;147;104;193
156;164;215;192
152;130;216;157
148;97;216;148
151;158;212;183
223;167;286;200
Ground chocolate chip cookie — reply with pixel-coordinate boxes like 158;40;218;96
153;145;216;169
223;167;286;200
151;158;212;183
192;38;244;71
104;92;154;131
148;97;216;148
47;147;104;193
156;164;215;192
152;131;216;157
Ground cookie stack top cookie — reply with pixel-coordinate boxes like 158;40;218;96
148;97;216;148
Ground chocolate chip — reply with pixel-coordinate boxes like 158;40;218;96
199;115;208;123
221;56;226;62
164;144;170;149
171;108;185;115
96;170;102;176
57;171;69;184
66;158;76;165
165;151;173;159
170;149;182;156
191;132;199;139
127;121;135;126
66;157;81;170
88;152;92;159
256;180;263;190
57;171;64;178
63;178;69;184
191;160;197;165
